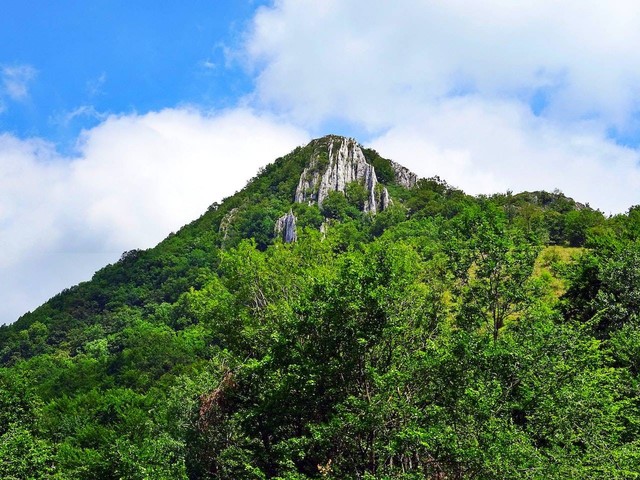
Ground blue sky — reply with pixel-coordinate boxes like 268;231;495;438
0;1;265;149
3;0;640;324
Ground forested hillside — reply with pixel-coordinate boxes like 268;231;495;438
2;135;640;479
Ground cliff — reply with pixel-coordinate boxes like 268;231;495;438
294;136;396;214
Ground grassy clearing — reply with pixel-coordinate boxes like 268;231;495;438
533;245;585;298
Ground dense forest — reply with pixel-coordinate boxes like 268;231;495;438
2;135;640;479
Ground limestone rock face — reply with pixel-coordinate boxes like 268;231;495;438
381;186;392;211
295;136;389;214
219;208;238;241
274;210;298;243
390;160;418;189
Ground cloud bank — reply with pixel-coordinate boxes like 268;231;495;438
0;109;308;323
247;0;640;129
244;0;640;211
371;98;640;212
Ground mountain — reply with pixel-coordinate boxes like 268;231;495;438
1;135;640;479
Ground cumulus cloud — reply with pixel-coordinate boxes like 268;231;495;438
246;0;640;129
242;0;640;212
1;64;37;101
370;97;640;214
71;108;308;248
0;108;308;323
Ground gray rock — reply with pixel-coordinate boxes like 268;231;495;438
319;220;329;237
295;137;383;214
389;160;418;188
274;210;298;243
219;207;238;241
381;186;392;210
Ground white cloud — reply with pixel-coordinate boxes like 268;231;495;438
71;108;308;248
242;0;640;212
52;105;107;127
246;0;640;129
1;64;37;101
0;108;308;323
370;97;640;214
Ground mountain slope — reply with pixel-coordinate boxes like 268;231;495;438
1;136;640;479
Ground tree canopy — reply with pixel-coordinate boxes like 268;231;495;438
1;137;639;479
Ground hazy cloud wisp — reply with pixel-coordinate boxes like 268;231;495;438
1;64;37;101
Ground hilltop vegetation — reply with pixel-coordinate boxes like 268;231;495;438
2;136;640;479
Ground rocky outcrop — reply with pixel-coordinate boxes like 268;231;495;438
381;186;392;210
295;136;389;214
219;208;238;241
274;210;297;243
320;220;329;237
390;160;418;188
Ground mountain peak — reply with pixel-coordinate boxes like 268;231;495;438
307;134;356;146
295;135;385;213
293;135;417;214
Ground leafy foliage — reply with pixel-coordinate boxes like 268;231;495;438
1;137;639;478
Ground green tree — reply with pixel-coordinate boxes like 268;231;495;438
452;205;539;341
